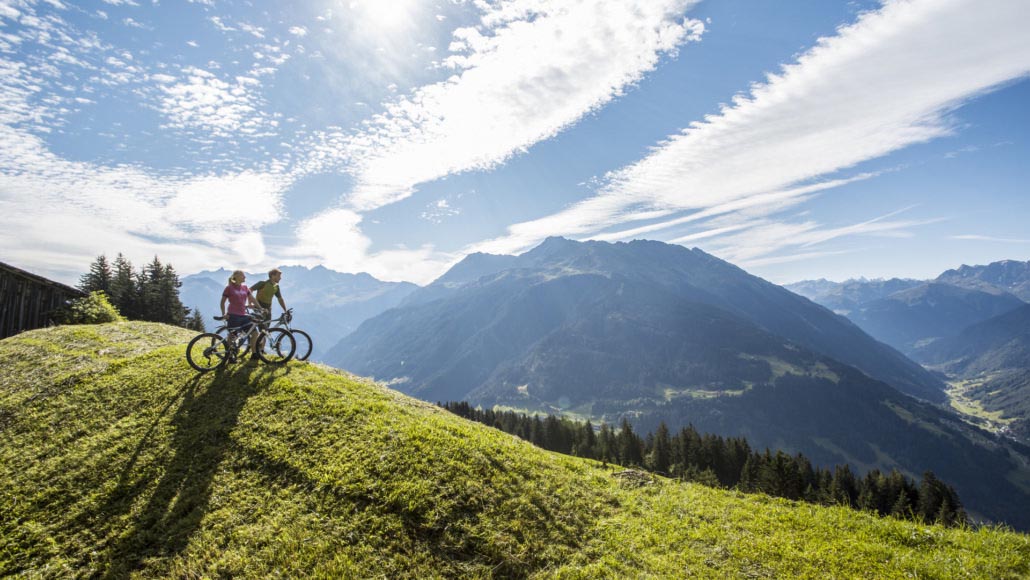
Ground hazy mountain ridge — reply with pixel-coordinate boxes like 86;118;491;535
936;259;1030;301
921;304;1030;442
787;262;1030;444
785;277;924;315
180;266;418;361
334;237;944;403
787;262;1029;358
847;283;1025;356
326;238;1030;526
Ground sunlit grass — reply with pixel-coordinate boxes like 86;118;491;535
2;322;1028;578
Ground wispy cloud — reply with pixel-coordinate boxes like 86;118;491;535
474;0;1030;263
951;234;1030;244
0;123;289;280
0;2;289;282
294;0;704;277
303;0;703;211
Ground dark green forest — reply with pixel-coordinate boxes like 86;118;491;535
78;254;204;331
440;401;967;527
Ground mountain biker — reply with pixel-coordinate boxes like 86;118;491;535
251;267;287;317
220;269;260;357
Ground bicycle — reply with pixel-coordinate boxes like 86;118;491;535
185;308;296;372
212;307;311;362
269;308;313;361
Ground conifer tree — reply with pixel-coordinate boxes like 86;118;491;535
618;418;643;466
917;471;944;521
649;421;672;474
890;490;913;519
738;455;759;492
597;423;616;463
159;263;188;326
110;253;137;318
79;255;112;294
185;307;206;332
830;465;858;507
578;421;597;459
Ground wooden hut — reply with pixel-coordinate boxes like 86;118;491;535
0;261;85;339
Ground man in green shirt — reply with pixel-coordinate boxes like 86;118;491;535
251;268;287;316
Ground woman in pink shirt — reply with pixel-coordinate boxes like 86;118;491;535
220;270;260;357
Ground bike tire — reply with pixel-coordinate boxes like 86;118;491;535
257;328;295;365
289;329;313;361
186;332;230;372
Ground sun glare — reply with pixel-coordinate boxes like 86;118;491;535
346;0;422;35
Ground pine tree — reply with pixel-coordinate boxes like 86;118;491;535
618;418;643;466
918;471;944;521
79;255;112;294
580;420;597;459
738;454;759;492
110;254;138;319
159;263;188;326
137;256;164;322
830;465;858;507
185;307;206;332
890;489;913;519
649;422;672;474
597;423;616;463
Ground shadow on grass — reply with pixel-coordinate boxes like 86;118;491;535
94;363;289;578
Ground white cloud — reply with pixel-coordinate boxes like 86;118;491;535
303;0;703;212
951;234;1030;244
420;198;461;223
209;15;235;32
475;0;1030;262
291;208;455;283
156;66;273;137
289;0;704;282
288;25;307;37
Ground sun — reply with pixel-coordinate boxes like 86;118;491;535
345;0;423;35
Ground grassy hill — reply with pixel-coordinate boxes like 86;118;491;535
1;323;1028;578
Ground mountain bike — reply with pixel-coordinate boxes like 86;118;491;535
213;307;311;362
185;308;296;372
269;308;313;361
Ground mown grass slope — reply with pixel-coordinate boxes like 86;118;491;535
1;322;1028;578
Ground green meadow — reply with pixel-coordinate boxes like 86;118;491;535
1;322;1027;578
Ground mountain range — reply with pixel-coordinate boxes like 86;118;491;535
786;261;1030;357
180;266;418;361
327;237;1030;527
919;303;1030;442
788;260;1030;444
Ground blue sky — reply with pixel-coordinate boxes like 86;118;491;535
2;0;1029;286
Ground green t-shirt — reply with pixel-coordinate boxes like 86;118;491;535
251;279;282;309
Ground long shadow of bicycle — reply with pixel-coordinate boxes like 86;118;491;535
88;363;291;578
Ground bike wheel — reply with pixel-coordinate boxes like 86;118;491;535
289;329;313;361
256;328;295;365
186;333;230;372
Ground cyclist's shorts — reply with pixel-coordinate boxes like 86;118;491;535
227;313;254;332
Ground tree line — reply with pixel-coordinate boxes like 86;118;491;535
439;401;967;527
78;254;204;331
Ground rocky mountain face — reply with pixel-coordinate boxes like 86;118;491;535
936;260;1030;301
180;266;418;361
